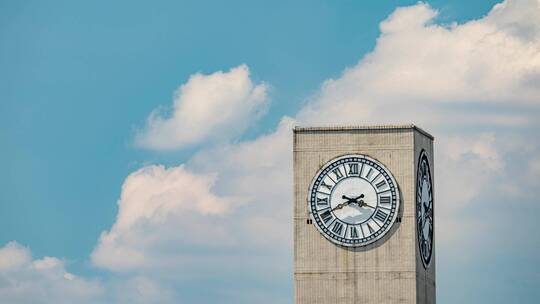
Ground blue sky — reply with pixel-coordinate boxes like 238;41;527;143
1;0;539;303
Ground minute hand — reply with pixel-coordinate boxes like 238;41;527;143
358;201;375;209
360;202;375;209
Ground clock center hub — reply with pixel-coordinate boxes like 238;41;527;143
330;177;377;225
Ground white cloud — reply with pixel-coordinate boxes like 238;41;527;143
487;0;540;41
189;117;295;248
91;165;238;272
135;64;269;150
108;276;176;304
92;120;295;301
0;241;31;271
0;242;102;304
297;1;540;127
437;133;504;209
434;134;506;246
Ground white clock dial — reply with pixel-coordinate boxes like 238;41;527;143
416;150;433;268
308;154;400;247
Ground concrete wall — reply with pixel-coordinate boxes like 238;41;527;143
293;125;435;304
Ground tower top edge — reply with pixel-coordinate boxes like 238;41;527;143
293;124;434;140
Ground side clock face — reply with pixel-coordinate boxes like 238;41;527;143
416;150;434;267
308;154;400;247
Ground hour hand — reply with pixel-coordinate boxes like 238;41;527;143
331;202;348;212
342;194;364;202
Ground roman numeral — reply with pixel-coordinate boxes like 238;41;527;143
374;209;388;223
380;196;391;204
375;180;386;189
332;168;344;181
316;197;329;206
365;168;373;179
320;210;333;224
366;223;375;234
332;222;343;235
320;181;333;191
348;163;359;175
350;226;359;238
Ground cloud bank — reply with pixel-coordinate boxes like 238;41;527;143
298;1;540;126
0;242;102;304
2;0;539;303
91;165;237;272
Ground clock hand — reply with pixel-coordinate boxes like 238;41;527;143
331;202;349;212
342;194;364;201
333;194;368;212
357;200;375;209
342;195;356;204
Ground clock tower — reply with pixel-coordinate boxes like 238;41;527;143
293;125;435;304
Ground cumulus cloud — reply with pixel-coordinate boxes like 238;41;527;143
189;117;295;248
437;133;504;207
297;1;540;127
434;133;506;245
486;0;540;41
107;276;176;304
135;65;269;150
91;165;238;271
92;121;295;302
0;242;102;304
96;62;296;297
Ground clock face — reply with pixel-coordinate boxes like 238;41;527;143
308;154;400;247
416;150;433;268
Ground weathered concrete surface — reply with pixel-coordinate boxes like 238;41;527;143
293;125;435;304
